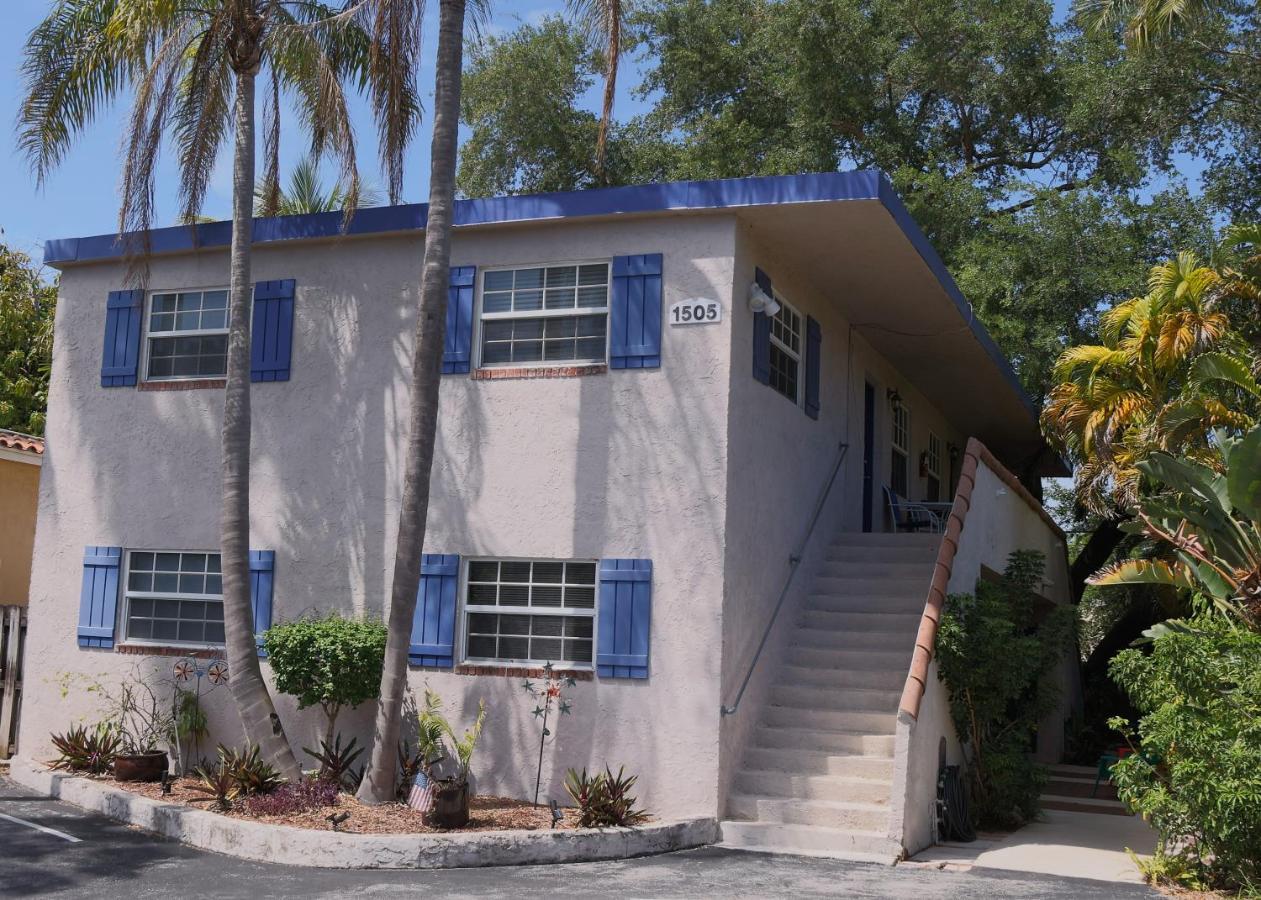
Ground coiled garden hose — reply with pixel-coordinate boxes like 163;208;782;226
936;764;976;843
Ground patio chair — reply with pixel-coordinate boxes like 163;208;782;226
884;486;942;533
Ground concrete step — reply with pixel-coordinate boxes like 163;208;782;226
778;663;906;691
799;609;923;633
763;705;897;735
806;592;926;614
753;726;896;757
810;575;930;596
770;683;900;714
816;559;936;580
785;645;908;671
719;820;902;863
727;793;890;831
831;532;941;549
791;628;911;651
1041;796;1131;817
1044;776;1118;801
733;770;891;804
741;747;895;780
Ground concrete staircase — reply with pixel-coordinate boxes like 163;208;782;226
721;531;940;862
1041;763;1130;816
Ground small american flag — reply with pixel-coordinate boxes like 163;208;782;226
407;771;435;813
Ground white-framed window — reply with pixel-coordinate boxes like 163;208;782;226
123;551;224;646
890;403;910;496
769;295;803;405
925;431;943;502
462;558;596;667
143;288;229;381
477;262;610;368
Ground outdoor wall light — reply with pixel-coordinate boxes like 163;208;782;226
887;387;903;409
747;281;781;317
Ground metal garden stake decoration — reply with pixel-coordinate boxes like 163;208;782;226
171;656;228;772
521;662;576;805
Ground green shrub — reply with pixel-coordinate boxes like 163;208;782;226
564;765;650;827
1109;617;1261;892
936;550;1076;829
262;614;387;746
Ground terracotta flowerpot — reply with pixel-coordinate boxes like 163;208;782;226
114;751;168;782
423;781;470;828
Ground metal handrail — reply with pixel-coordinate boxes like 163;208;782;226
721;442;849;716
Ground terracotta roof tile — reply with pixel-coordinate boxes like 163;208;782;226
0;429;45;456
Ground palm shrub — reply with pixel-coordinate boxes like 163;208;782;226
1108;618;1261;891
936;550;1076;829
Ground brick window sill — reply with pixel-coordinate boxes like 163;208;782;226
446;663;594;681
471;364;606;381
138;379;226;392
116;644;225;658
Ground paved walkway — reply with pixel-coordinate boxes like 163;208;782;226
908;809;1156;884
0;777;1157;899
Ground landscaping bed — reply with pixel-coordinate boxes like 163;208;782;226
95;772;584;834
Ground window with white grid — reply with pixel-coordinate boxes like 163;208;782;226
478;263;610;367
123;551;224;645
145;289;229;380
926;431;943;501
891;403;910;496
462;559;596;666
769;296;803;404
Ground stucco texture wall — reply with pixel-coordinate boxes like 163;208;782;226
716;220;966;813
19;214;736;818
0;457;41;606
892;457;1074;854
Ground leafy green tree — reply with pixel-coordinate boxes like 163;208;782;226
0;245;55;436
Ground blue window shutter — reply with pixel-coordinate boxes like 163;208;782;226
249;550;275;657
752;268;771;385
410;554;459;667
609;254;663;369
78;546;122;648
251;280;295;382
805;315;821;420
597;559;652;679
443;267;476;374
102;290;143;387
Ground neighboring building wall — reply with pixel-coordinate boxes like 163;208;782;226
716;220;967;814
19;214;738;819
890;444;1073;855
0;456;41;606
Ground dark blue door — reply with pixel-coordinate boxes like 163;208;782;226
862;382;875;532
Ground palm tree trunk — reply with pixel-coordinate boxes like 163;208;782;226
358;0;467;804
594;1;620;185
222;68;302;783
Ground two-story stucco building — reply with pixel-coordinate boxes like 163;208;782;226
19;172;1073;860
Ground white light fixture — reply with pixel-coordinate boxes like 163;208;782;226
747;281;781;317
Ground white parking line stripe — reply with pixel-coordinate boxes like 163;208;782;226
0;812;83;843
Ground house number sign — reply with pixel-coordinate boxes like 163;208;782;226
669;298;722;325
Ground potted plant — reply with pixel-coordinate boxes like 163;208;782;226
416;691;487;828
105;680;176;782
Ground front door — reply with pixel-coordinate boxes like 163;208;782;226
862;382;875;532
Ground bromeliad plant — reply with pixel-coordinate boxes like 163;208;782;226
564;765;649;827
1090;425;1261;631
50;724;121;775
303;734;365;790
521;662;576;804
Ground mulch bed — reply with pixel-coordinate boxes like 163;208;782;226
82;773;583;835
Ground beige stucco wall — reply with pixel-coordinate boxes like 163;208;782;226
19;214;736;818
0;455;41;607
892;459;1073;854
716;220;967;814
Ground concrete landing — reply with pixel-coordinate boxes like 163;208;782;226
906;808;1156;884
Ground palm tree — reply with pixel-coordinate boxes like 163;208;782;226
357;0;480;804
568;0;627;184
255;156;384;216
18;0;405;781
1078;0;1225;45
1044;251;1258;515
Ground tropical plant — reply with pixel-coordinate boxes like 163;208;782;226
219;742;285;795
0;244;55;436
302;734;365;790
94;677;177;756
413;690;486;787
1079;0;1227;46
1090;425;1261;631
263;614;387;749
1107;617;1261;892
935;551;1077;829
243;775;340;816
189;762;240;811
1043;249;1259;516
564;765;649;827
567;0;628;183
255;156;383;216
359;0;486;804
49;724;121;775
521;662;577;805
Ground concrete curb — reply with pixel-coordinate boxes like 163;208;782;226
8;759;717;869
